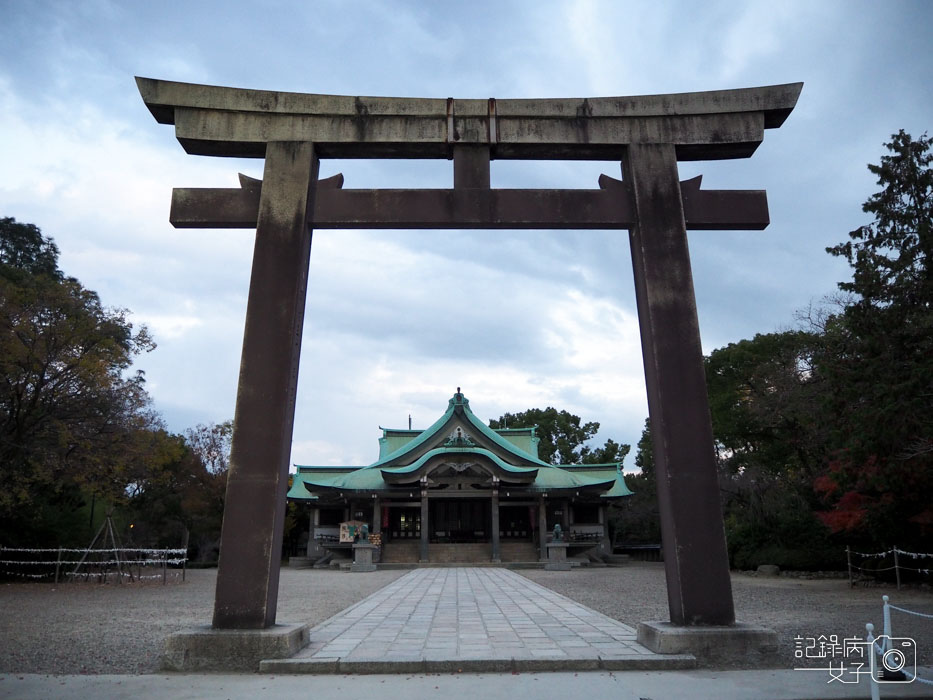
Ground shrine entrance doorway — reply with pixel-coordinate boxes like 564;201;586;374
430;499;490;543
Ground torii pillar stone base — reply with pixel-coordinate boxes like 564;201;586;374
637;621;778;666
161;624;309;672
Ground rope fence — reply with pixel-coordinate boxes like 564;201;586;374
846;546;932;589
0;546;188;585
863;595;932;698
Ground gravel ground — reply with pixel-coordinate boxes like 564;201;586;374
0;568;407;675
0;563;929;674
520;563;933;669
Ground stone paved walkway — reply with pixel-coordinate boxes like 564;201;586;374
262;567;694;674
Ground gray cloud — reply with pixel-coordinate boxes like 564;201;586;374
1;0;930;467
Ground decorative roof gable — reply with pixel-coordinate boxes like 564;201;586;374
370;390;548;469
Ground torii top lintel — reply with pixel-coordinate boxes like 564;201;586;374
136;77;802;161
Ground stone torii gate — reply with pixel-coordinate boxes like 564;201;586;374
139;77;801;667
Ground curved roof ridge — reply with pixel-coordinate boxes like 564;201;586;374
380;447;540;477
457;398;549;465
368;397;458;467
370;391;550;468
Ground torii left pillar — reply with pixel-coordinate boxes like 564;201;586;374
162;142;318;668
212;141;318;628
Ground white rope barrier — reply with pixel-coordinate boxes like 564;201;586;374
1;544;188;585
1;547;186;555
849;547;933;559
875;595;933;688
846;545;932;589
848;564;932;574
851;549;893;558
0;558;187;565
887;604;933;620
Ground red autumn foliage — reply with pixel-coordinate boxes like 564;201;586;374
813;474;839;496
816;491;872;533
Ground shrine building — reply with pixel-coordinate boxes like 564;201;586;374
288;390;632;565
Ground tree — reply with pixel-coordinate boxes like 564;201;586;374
582;437;630;465
705;331;826;480
0;217;61;279
124;422;231;559
180;421;230;560
612;418;660;544
185;420;233;474
633;417;654;478
828;130;932;310
0;217;159;543
488;406;628;465
815;131;933;545
703;332;850;568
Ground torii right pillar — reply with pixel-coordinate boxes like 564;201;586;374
626;142;733;625
627;142;778;660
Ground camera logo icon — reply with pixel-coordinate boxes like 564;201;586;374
872;636;916;683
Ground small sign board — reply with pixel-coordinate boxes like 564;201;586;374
339;520;367;543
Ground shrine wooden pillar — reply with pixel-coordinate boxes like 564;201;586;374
490;481;501;562
420;481;429;562
306;507;321;559
538;498;548;561
372;497;382;536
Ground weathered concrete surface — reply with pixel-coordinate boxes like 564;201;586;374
137;78;801;125
211;141;319;629
637;621;778;664
625;142;735;626
352;542;377;572
136;77;801;160
545;542;571;571
161;623;309;671
10;669;933;700
169;174;770;231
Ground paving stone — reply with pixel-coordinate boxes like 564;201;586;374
279;567;694;673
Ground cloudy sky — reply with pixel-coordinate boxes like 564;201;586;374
2;1;931;469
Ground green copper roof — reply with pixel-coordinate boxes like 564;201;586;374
519;468;614;492
286;473;319;499
290;391;634;500
599;473;635;498
557;464;635;498
381;447;539;478
370;391;548;468
290;459;623;495
290;467;393;493
492;427;539;458
378;429;421;459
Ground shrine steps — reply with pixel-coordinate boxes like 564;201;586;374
377;540;540;565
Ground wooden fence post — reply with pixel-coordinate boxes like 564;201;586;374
182;529;190;583
893;547;901;590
